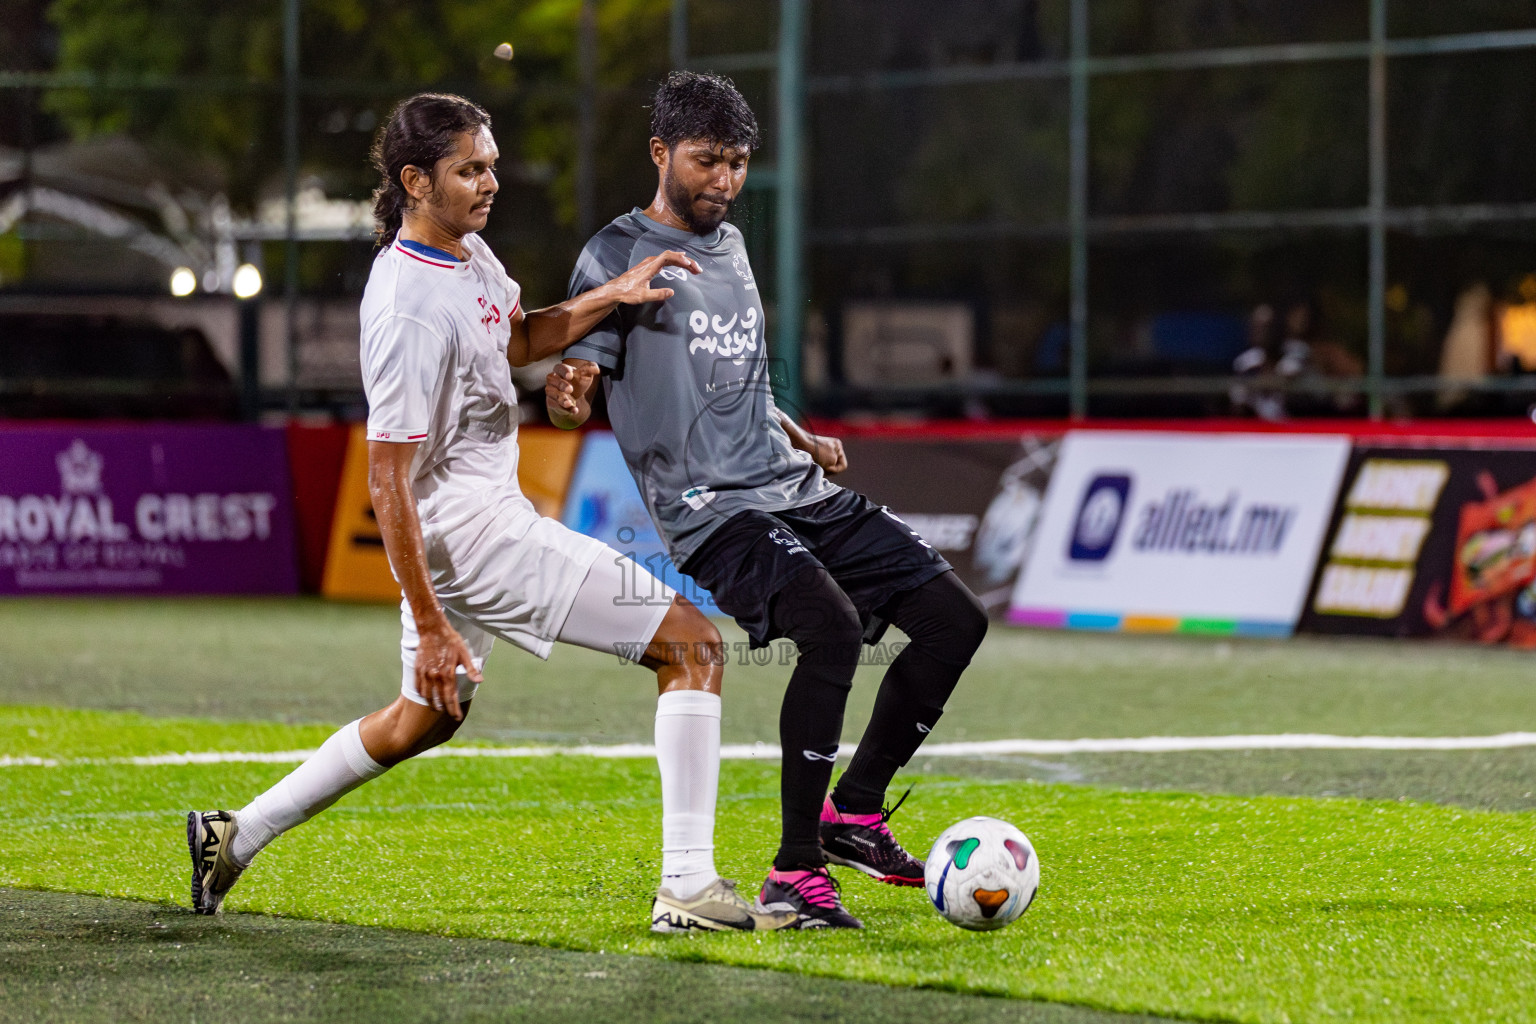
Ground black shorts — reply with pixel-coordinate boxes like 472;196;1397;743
680;488;952;648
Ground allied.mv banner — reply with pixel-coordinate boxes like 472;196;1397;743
1009;431;1349;636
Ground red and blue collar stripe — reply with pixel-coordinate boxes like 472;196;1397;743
394;238;465;268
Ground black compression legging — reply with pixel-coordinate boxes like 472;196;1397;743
769;567;865;870
770;568;988;870
830;571;988;814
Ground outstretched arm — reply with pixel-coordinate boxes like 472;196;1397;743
545;358;601;430
506;250;700;367
773;405;847;475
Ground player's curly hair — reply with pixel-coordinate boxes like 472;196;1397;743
371;93;492;247
649;71;760;153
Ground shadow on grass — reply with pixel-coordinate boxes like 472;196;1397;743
2;888;1172;1024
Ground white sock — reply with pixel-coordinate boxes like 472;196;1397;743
229;719;387;867
654;689;721;900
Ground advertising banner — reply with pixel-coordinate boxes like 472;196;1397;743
320;425;396;602
832;435;1061;616
320;425;586;603
285;422;351;593
516;427;584;521
0;424;297;596
1299;445;1536;646
560;431;721;615
1009;431;1349;635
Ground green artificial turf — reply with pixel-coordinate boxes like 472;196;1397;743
0;704;340;761
7;597;1536;746
3;889;1152;1024
917;749;1536;813
3;708;1533;1024
6;600;1536;1022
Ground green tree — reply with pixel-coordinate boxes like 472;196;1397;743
43;0;672;298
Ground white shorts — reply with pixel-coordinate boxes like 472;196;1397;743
400;512;676;707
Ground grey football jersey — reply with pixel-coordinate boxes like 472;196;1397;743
565;209;835;563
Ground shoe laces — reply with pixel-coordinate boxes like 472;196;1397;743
788;867;843;910
868;785;914;840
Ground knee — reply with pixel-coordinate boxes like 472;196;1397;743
952;587;989;657
904;574;988;663
774;570;864;663
801;602;863;650
653;596;724;692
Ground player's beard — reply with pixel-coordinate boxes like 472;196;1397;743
665;166;731;233
415;176;489;235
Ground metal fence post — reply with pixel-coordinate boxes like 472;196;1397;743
282;0;300;414
576;0;598;240
1366;0;1388;420
775;0;806;411
239;293;262;421
17;86;34;279
1068;0;1089;419
670;0;688;70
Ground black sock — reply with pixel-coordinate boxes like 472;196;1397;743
832;572;988;815
770;568;864;871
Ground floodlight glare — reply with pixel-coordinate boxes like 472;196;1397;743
232;263;263;299
170;267;197;297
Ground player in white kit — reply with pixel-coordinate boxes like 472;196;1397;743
187;93;794;934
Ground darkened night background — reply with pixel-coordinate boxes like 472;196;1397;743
4;1;1536;422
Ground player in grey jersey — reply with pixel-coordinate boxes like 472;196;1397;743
548;73;989;929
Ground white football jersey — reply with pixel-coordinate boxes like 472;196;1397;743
360;233;528;525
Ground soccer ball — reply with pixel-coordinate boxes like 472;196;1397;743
924;816;1039;931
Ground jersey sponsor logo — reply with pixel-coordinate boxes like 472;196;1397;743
768;527;809;556
731;251;756;290
688;307;759;365
476;296;502;334
681;485;717;511
705;361;764;394
657;267;690;282
705;375;748;394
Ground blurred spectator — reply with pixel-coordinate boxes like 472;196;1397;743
1436;281;1496;411
1230;297;1362;419
1230;302;1285;420
1281;299;1364;380
1497;274;1536;372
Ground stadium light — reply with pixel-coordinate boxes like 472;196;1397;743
232;263;263;300
169;267;197;297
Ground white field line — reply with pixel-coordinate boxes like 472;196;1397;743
5;732;1536;769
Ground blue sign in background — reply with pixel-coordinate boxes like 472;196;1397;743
559;432;720;615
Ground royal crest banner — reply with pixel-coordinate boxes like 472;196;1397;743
0;424;298;595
